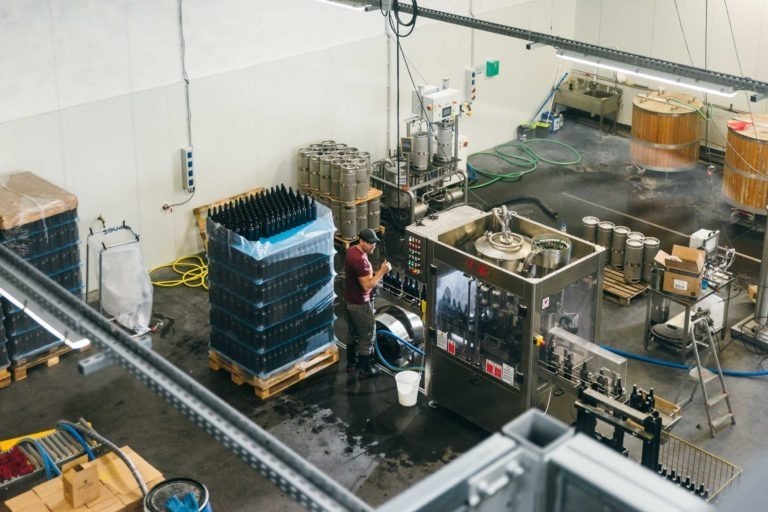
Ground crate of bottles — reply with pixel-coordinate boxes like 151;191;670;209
210;323;335;377
0;171;82;363
207;185;337;377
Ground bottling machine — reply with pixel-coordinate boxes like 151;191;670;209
371;81;468;227
406;205;610;431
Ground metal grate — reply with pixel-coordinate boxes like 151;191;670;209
658;432;742;502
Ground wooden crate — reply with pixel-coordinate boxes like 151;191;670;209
11;343;90;381
602;266;648;306
209;345;339;399
192;186;265;248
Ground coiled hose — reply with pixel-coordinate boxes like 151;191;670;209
375;329;424;372
468;139;581;190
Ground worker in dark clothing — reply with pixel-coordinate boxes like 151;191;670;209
344;228;392;378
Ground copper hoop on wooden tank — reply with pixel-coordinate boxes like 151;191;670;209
630;91;703;172
722;117;768;215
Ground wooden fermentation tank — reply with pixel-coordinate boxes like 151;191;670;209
630;92;704;172
722;116;768;214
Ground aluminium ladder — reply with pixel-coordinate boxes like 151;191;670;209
677;309;735;437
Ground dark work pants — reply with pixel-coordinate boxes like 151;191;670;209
346;302;375;357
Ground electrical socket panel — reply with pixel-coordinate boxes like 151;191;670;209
464;68;478;103
180;146;195;193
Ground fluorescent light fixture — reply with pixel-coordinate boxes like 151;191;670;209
555;49;739;98
313;0;368;10
0;286;91;350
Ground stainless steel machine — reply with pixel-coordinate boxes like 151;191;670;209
406;205;607;431
371;81;468;227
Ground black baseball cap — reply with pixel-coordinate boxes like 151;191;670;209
359;228;381;244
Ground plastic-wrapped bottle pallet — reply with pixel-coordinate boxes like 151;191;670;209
0;172;83;362
0;309;8;369
207;186;336;378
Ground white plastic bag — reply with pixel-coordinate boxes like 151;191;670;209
90;229;153;334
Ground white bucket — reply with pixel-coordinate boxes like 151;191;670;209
395;370;420;407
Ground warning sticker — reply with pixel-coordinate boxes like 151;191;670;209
502;364;515;385
485;359;502;379
437;330;448;350
447;340;456;355
542;296;550;309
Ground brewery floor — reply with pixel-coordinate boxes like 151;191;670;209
1;116;767;511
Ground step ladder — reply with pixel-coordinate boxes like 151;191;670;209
676;310;735;437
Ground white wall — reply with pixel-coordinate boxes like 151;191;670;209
571;0;768;149
0;0;574;277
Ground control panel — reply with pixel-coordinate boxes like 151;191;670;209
413;86;462;124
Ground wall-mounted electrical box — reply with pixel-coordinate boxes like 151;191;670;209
180;146;195;193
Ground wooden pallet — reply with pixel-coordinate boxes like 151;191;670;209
192;186;265;249
602;266;648;306
334;225;386;250
0;368;10;389
209;346;339;399
11;343;90;381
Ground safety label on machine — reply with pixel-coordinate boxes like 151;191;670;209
502;364;515;385
437;330;448;351
447;340;456;355
485;359;503;379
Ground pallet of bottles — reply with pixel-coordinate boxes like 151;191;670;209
0;172;83;364
10;342;89;382
206;185;337;378
209;342;339;399
192;186;265;249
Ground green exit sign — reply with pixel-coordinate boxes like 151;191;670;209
486;60;500;77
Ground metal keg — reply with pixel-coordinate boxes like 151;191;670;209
320;140;336;148
642;237;661;282
357;201;368;231
308;153;321;191
596;221;615;251
297;148;312;188
330;201;340;229
368;197;381;229
354;158;369;200
344;147;358;155
319;155;333;195
411;132;430;171
623;239;644;284
340;164;357;203
356;151;371;169
334;143;348;151
627;231;644;242
330;159;343;199
610;225;630;268
340;205;357;240
649;267;670;324
436;124;453;162
581;216;600;243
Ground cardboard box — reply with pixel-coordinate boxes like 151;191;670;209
655;245;705;298
63;463;100;508
4;447;163;512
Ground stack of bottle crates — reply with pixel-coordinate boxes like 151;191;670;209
207;185;336;378
0;172;83;363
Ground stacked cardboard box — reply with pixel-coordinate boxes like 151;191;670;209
3;447;164;512
0;172;83;362
654;245;706;299
207;197;336;378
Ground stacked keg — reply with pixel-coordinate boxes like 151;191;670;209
582;215;660;285
297;141;380;241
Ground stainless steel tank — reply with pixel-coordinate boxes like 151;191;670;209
623;239;644;284
642;237;660;282
474;231;532;272
528;233;572;277
610;225;630;268
581;216;599;243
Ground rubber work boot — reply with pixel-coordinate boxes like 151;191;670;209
346;342;359;373
356;355;380;379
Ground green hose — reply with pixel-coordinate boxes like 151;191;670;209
467;138;581;190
